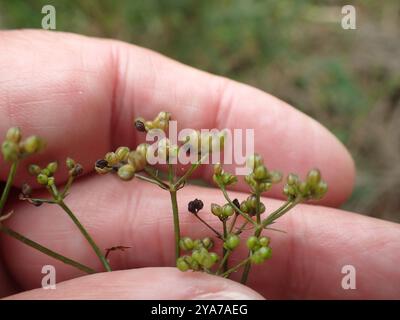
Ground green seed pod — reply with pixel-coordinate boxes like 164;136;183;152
246;236;259;250
224;234;240;250
222;173;237;186
210;252;219;263
36;173;48;185
66;157;76;170
95;165;111;175
190;259;200;271
259;202;266;214
246;154;263;171
6;127;22;143
211;203;222;217
28;164;41;176
307;169;321;186
105;152;119;166
191;249;204;264
46;161;58;174
176;257;190;272
258;246;272;260
117;164;135;181
41;168;51;177
287;173;299;186
254;165;268;180
250;251;264;264
259;236;270;247
128;151;146;172
202;254;215;269
316;181;328;198
202;237;213;249
115;146;130;162
247;195;257;210
22;136;44;154
222;204;234;217
1;141;19;162
179;237;194;251
193;239;203;250
47;176;55;186
299;181;309;195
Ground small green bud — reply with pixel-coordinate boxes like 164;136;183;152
28;164;41;176
258;247;272;260
316;181;328;198
222;173;237;186
201;253;215;269
6;127;22;143
47;176;55;186
299;181;309;195
46;161;58;174
250;251;264;264
210;252;219;263
307;169;321;186
1;141;19;162
222;204;234;217
115;146;130;162
224;234;240;250
259;202;266;214
117;164;135;181
66;158;76;170
240;201;249;213
259;236;270;247
37;173;48;185
246;236;259;250
270;171;283;183
179;237;194;251
22;136;44;154
176;257;190;272
41;168;51;176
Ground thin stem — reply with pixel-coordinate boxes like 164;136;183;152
0;224;95;274
0;161;18;216
144;167;169;189
234;221;249;235
255;191;261;225
221;257;251;278
240;254;252;284
219;185;256;226
174;154;208;189
169;189;181;260
228;213;239;234
222;219;228;273
135;173;168;189
58;200;112;272
216;249;231;275
60;176;74;198
193;214;222;239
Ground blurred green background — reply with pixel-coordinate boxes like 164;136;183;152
1;0;399;222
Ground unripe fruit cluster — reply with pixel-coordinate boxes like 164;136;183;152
135;111;171;132
283;169;328;200
246;236;272;264
239;195;266;216
1;127;45;162
211;202;235;220
245;154;282;193
95;143;150;181
177;237;219;271
212;163;237;187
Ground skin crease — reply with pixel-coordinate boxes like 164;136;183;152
0;29;396;299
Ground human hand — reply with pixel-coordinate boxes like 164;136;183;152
0;30;399;299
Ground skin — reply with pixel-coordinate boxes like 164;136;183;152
0;30;398;300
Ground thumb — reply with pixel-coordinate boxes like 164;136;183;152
4;267;264;300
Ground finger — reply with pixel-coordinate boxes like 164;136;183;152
0;260;17;297
4;267;263;300
0;30;354;206
2;176;399;299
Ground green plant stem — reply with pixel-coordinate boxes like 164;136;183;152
216;248;231;275
144;167;169;189
169;189;181;260
219;185;255;226
222;219;228;273
234;221;249;235
0;223;95;274
222;257;251;278
60;176;74;198
228;213;239;234
193;213;222;239
174;154;207;189
255;191;261;225
135;173;168;189
58;200;112;272
0;161;18;216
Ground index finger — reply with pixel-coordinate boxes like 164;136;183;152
0;30;354;206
